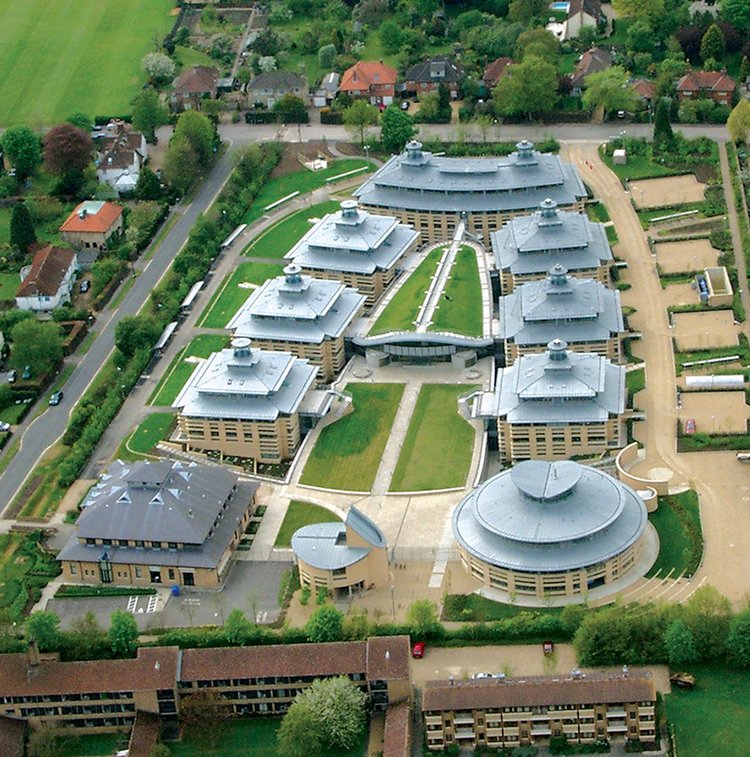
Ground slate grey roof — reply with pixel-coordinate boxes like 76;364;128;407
174;339;318;421
291;506;386;571
452;460;648;572
354;141;586;214
499;265;624;345
247;71;306;92
404;56;464;84
286;201;418;275
492;199;613;277
228;264;365;342
471;339;625;423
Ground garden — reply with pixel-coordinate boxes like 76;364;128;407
274;500;341;548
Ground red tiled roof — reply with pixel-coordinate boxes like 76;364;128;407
60;201;123;234
383;701;411;757
631;78;656;100
0;717;26;757
16;245;76;298
127;711;161;757
484;57;513;85
340;61;397;92
174;65;220;94
676;70;736;94
366;636;411;682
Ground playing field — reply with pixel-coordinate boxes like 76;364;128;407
0;0;175;126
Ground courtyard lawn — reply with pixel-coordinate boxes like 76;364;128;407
428;246;483;337
58;733;123;757
370;247;444;335
149;335;228;406
198;262;284;328
600;147;685;182
244;161;375;224
626;368;646;406
390;384;476;492
300;383;405;491
442;593;564;622
121;412;176;459
274;500;341;547
0;0;174;126
243;200;340;260
646;490;703;578
174;45;216;70
667;665;750;757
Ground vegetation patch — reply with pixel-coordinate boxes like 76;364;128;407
442;594;564;623
646;491;703;578
390;384;475;492
300;383;404;491
274;501;341;548
626;368;646;407
121;412;176;460
56;584;156;598
428;246;483;337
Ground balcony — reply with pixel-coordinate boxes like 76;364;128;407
608;709;626;718
531;727;551;736
454;716;474;726
607;722;628;733
455;729;476;740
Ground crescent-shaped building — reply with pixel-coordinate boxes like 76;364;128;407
452;459;649;600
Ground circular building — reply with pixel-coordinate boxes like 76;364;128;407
452;459;649;600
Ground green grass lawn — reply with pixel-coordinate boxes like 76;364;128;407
244;161;375;224
150;334;228;406
601;148;686;182
274;500;341;547
0;0;174;126
626;368;645;406
370;247;444;335
646;490;703;578
198;262;285;328
0;272;19;301
0;201;74;251
667;665;750;757
390;384;475;492
243;200;341;260
428;246;483;337
170;717;367;757
175;45;217;70
121;412;176;459
442;593;563;622
58;732;123;757
300;383;404;491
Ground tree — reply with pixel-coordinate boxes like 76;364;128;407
63;611;109;661
305;605;344;642
42;123;93;176
172;110;215;169
258;55;277;72
224;608;253;644
380;20;403;55
180;690;227;747
740;55;750;84
664;619;698;667
108;609;139;658
66;112;92;132
9;202;36;258
515;28;559;65
728;99;750;143
493;56;559;119
700;23;725;63
582;66;638;117
508;0;546;24
26;726;73;757
115;316;161;358
612;0;665;22
10;320;63;377
406;599;440;637
131;88;168;144
149;745;172;757
277;700;321;757
380;106;417;153
728;608;750;668
141;52;176;84
356;0;389;26
722;0;750;34
25;611;61;652
683;585;731;661
135;167;163;201
273;94;308;123
653;98;675;152
627;19;655;54
318;43;337;69
164;137;199;195
342;100;379;147
1;125;42;180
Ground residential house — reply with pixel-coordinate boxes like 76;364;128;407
404;56;464;98
171;65;219;111
57;459;259;589
676;70;736;105
565;0;603;40
570;47;613;96
340;61;398;106
246;71;308;108
630;78;656;108
95;121;148;196
483;57;513;95
313;72;340;107
59;201;124;258
15;245;77;313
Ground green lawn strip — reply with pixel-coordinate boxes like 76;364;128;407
174;45;216;69
626;368;646;407
0;403;30;425
0;0;174;126
149;334;228;406
600;148;686;182
244;162;374;224
370;246;444;335
274;500;341;547
0;436;20;476
677;431;750;452
674;336;750;375
645;491;703;578
121;412;176;460
300;383;405;491
390;384;476;492
586;202;610;223
198;262;284;328
442;593;564;622
428;246;483;337
242;200;341;259
667;666;750;757
0;272;19;301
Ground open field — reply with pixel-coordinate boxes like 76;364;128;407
0;0;174;126
428;246;483;337
121;412;176;460
646;491;702;578
274;500;341;547
672;310;738;351
150;334;228;406
631;175;706;209
390;384;475;492
655;239;719;275
679;391;749;435
300;383;404;491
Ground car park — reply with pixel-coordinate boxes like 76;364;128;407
49;391;64;406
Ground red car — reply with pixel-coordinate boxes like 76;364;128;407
412;641;425;659
685;419;696;435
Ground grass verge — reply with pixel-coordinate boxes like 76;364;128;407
646;490;703;578
120;412;176;460
274;500;341;547
428;246;483;337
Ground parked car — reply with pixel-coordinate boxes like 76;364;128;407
7;369;16;383
79;279;90;293
472;672;492;679
412;641;425;659
49;391;64;406
685;418;696;434
21;365;31;380
400;101;410;110
0;422;10;432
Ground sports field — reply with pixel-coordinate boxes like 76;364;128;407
0;0;175;126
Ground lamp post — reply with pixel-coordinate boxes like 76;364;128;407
364;143;370;162
390;584;396;621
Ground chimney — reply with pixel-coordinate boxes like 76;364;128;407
78;207;87;220
28;639;40;668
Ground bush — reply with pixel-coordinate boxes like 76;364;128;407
320;108;344;125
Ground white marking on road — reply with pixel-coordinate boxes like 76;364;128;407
147;595;158;613
127;596;138;613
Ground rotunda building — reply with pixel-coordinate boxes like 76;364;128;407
452;459;649;600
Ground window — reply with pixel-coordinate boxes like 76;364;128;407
168;569;175;581
135;567;142;578
69;564;77;576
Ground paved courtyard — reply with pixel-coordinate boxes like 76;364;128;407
679;390;750;435
672;309;739;351
631;174;706;209
655;238;718;274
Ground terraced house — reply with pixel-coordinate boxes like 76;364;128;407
354;140;586;245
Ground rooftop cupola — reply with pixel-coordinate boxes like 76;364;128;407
510;460;583;503
539;198;559;220
231;337;252;359
405;140;423;161
548;264;569;286
284;263;303;285
515;140;537;164
340;199;359;219
547;338;569;361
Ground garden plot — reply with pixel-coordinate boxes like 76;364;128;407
680;391;750;435
656;239;718;274
663;281;701;307
672;310;739;351
630;175;706;209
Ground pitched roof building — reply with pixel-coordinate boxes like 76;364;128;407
564;0;602;40
483;57;513;93
95;121;148;196
15;245;77;312
340;61;398;105
246;70;308;107
60;200;124;254
171;65;219;110
570;47;613;95
676;70;736;105
404;55;464;96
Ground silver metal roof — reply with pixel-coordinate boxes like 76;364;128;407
285;201;419;275
354;140;586;213
174;340;318;421
492;201;613;276
452;460;648;572
228;264;365;341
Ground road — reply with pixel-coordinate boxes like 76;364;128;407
0;149;237;515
